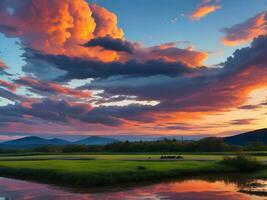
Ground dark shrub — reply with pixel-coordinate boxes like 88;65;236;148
176;155;183;159
220;153;264;171
137;166;147;170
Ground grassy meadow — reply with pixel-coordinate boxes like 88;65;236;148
0;152;267;161
0;152;266;187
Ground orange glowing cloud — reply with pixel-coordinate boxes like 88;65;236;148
138;44;208;67
222;11;267;46
146;68;266;131
190;5;221;21
85;38;208;67
90;4;124;39
113;42;208;67
17;77;91;98
0;0;208;66
0;0;124;61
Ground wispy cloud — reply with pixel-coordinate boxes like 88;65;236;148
190;1;221;21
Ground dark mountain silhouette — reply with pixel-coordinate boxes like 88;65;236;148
74;136;118;145
0;136;70;148
0;136;118;148
224;128;267;146
1;128;266;149
48;138;70;145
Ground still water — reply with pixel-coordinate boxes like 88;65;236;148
0;176;266;200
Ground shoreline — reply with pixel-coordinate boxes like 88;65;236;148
0;160;266;189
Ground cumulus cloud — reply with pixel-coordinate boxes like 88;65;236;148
0;0;123;61
221;11;267;46
89;4;124;39
0;0;209;74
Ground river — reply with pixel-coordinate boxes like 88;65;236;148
0;176;266;200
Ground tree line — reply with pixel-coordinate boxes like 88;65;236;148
0;137;266;153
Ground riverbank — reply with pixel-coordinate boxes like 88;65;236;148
0;158;266;188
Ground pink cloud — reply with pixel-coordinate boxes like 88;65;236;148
0;80;17;91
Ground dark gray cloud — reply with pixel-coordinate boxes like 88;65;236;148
238;104;260;110
14;77;91;98
0;88;26;102
238;99;267;110
0;60;11;76
22;49;204;81
0;98;155;127
261;101;267;106
0;24;17;33
83;37;135;53
86;34;267;112
9;34;265;127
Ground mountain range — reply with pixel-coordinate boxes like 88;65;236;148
0;136;118;149
0;128;266;148
223;128;267;146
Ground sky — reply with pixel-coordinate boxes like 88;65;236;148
0;0;266;140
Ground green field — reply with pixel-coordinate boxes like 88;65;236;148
0;152;267;162
0;153;266;187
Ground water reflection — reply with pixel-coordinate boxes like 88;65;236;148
239;180;267;197
0;176;266;200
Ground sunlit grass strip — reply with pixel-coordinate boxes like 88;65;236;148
0;159;265;187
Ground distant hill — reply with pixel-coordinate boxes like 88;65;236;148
0;136;70;149
0;136;118;149
74;136;118;145
224;128;267;146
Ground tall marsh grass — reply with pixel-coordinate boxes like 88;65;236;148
220;153;264;171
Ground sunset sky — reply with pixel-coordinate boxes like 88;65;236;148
0;0;266;140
